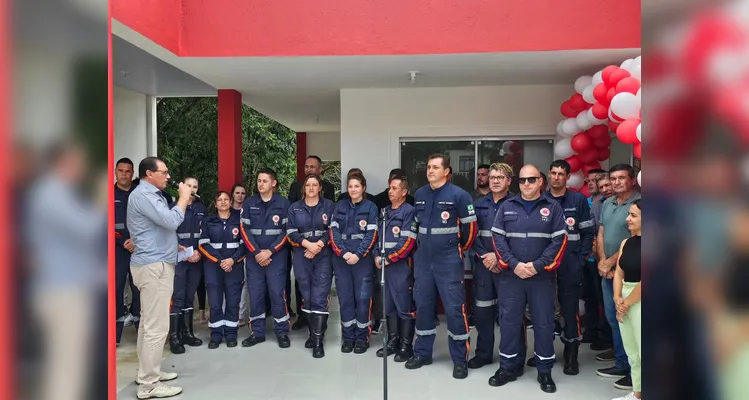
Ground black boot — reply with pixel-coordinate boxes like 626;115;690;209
292;313;309;330
304;323;314;349
181;309;203;347
168;313;185;354
537;372;557;393
563;344;579;375
311;314;327;358
376;316;400;358
394;318;415;363
116;321;124;345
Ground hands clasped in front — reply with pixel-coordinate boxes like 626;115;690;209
513;262;538;279
303;240;325;259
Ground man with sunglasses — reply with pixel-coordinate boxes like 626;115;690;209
489;164;568;393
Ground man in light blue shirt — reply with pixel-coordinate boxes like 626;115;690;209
127;157;192;399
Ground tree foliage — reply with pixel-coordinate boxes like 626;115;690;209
157;97;297;204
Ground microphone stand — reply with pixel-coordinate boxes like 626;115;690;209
379;207;388;400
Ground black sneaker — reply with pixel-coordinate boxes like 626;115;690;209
467;356;492;369
226;339;238;348
596;366;628;379
371;320;383;335
208;340;221;349
453;364;468;379
404;355;433;370
614;375;633;390
596;349;616;362
241;335;265;347
353;340;369;354
488;367;520;387
277;335;291;348
341;341;355;353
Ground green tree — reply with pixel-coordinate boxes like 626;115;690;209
157;97;296;205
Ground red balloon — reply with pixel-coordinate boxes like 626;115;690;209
578;185;591;198
596;147;611;161
585;102;593;110
601;66;620;86
633;142;641;159
593;83;609;105
509;141;522;153
606;87;617;104
587;125;608;140
591;103;609;120
616;77;641;95
594;135;612;149
578;148;598;164
582;161;602;174
607;68;631;88
566;155;582;173
608;120;620;132
504;153;518;165
570;132;592;153
561;101;577;118
616;119;640;144
569;94;586;112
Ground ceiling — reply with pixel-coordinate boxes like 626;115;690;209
113;20;639;132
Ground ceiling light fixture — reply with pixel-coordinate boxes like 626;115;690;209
408;71;419;85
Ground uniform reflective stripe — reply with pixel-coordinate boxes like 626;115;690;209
534;352;556;361
115;223;125;229
226;242;240;249
402;231;417;239
478;230;493;237
475;299;497;307
224;320;239;327
464;274;472;279
282;218;288;225
499;352;518;358
491;227;506;235
250;229;263;235
199;239;210;245
330;221;340;228
249;313;266;322
193;233;201;238
177;233;191;239
417;227;460;235
447;331;471;341
384;242;398;249
527;232;552;238
460;215;477;223
302;232;313;238
506;232;527;238
418;227;428;234
578;220;594;229
241;218;252;225
287;228;299;234
367;224;378;230
208;320;224;328
274;314;290;323
342;234;364;240
314;230;327;236
307;310;330;315
357;320;372;329
341;319;356;327
131;316;140;322
265;229;283;235
567;234;580;241
552;230;567;237
210;243;224;249
415;329;437;336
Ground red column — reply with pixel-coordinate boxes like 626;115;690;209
296;132;307;181
218;89;243;192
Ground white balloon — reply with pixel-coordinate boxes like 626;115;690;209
630;64;641;81
620;58;635;71
554;138;575;159
562;118;579;137
567;171;585;189
635;88;641;103
587;108;607;125
592;70;604;86
635;56;641;65
577;110;593;131
609;107;623;123
502;141;513;153
636;123;641;142
582;85;596;104
637;171;641;187
610;92;640;120
556;120;566;136
574;76;593;94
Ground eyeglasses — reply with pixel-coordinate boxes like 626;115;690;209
489;176;507;181
517;177;540;184
152;169;170;175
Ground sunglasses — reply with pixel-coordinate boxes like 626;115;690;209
517;177;540;184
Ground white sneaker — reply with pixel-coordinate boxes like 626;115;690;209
123;313;134;328
611;392;638;400
135;371;179;385
136;382;182;399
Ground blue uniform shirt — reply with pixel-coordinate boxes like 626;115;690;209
491;193;568;274
240;193;290;255
549;189;594;264
330;198;379;258
174;200;206;250
197;209;247;264
286;198;336;250
472;192;511;257
373;202;417;264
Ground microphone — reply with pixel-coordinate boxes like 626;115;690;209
170;180;200;199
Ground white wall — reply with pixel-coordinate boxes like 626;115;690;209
307;131;341;161
341;85;574;193
114;87;156;166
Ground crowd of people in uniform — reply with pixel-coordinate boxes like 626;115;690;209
116;153;642;400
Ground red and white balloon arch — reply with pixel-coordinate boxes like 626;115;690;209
556;57;642;195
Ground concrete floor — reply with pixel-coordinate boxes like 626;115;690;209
117;296;627;400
